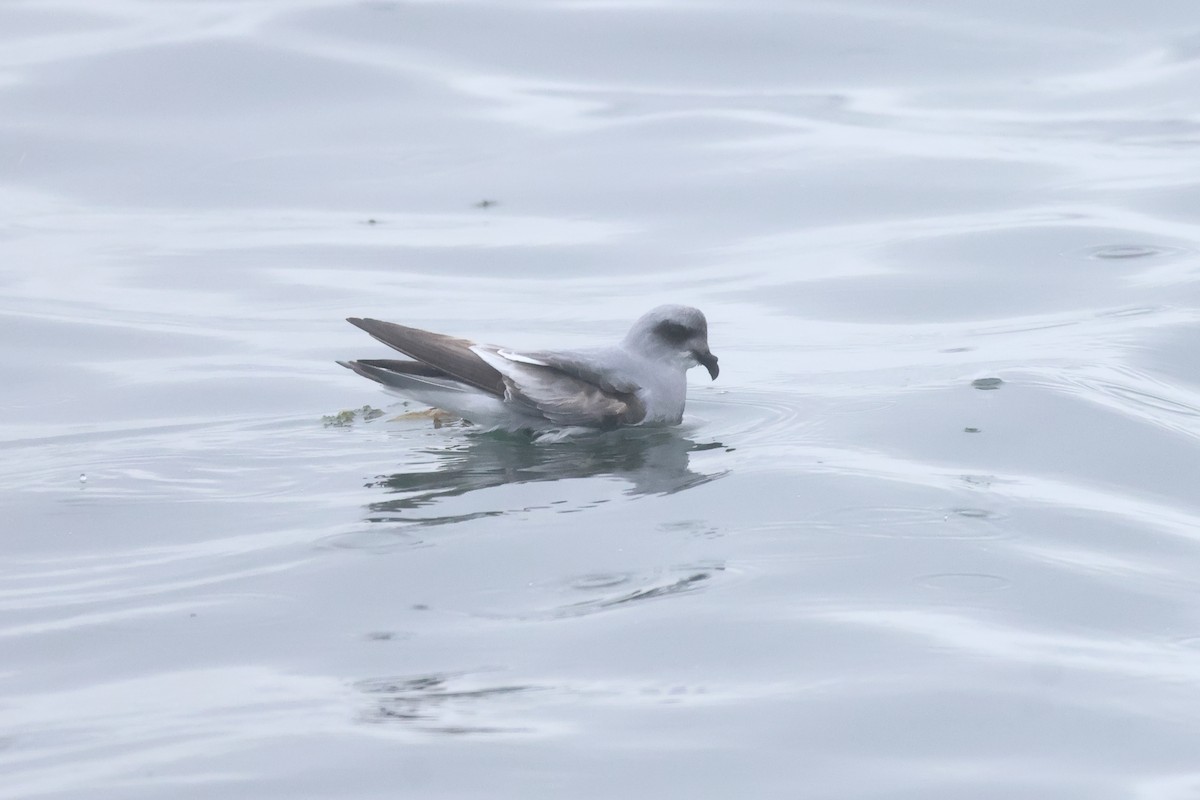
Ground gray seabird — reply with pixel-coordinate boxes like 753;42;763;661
338;305;719;431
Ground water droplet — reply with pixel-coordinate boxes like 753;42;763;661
916;573;1011;592
1085;243;1183;260
570;573;632;591
804;505;1007;540
951;507;998;519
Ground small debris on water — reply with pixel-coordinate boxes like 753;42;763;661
474;199;498;209
971;377;1004;390
78;473;87;484
393;407;466;428
964;427;981;433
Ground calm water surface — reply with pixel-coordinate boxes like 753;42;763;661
3;1;1200;797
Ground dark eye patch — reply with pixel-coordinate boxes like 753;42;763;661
654;320;692;344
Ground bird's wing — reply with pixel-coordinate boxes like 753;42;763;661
473;346;647;427
336;359;474;393
346;318;505;397
495;348;642;395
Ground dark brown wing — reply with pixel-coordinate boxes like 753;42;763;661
350;358;452;378
346;318;505;397
336;358;457;391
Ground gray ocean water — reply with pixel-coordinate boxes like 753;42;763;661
3;1;1200;797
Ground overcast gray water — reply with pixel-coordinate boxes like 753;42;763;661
3;1;1200;797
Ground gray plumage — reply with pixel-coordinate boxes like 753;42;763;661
338;305;719;432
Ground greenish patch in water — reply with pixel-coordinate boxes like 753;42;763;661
323;405;386;427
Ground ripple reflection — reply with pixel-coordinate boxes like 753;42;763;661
358;429;726;528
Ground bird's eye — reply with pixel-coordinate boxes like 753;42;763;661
654;320;692;343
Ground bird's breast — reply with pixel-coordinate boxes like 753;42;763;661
635;373;688;425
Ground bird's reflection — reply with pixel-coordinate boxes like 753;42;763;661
363;429;725;526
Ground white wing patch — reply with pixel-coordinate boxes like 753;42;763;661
494;348;551;366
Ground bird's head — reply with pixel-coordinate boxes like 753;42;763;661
624;305;719;380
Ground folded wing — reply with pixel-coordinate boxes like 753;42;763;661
346;318;506;397
474;347;646;427
344;318;646;428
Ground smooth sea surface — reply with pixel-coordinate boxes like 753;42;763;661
3;1;1200;797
